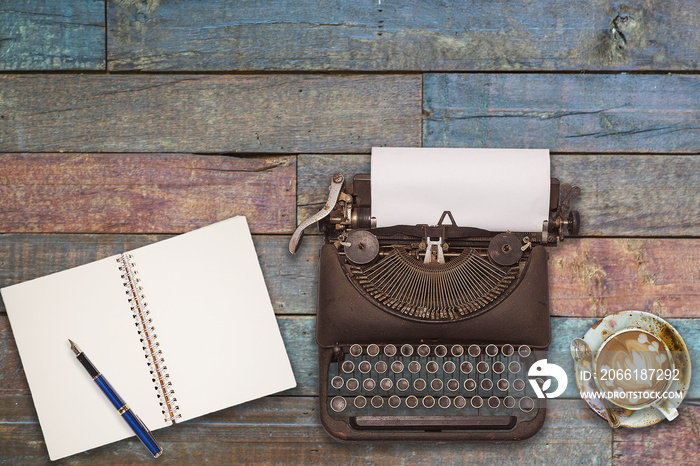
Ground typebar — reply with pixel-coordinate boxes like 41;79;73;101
351;415;517;430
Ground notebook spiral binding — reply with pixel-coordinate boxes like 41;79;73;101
117;253;181;423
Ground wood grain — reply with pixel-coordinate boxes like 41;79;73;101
0;0;105;70
0;153;296;234
297;154;700;237
0;75;421;153
423;74;700;153
107;0;700;72
0;396;611;464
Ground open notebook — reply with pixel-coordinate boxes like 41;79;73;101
1;216;296;460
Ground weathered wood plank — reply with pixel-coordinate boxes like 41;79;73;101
0;153;295;234
423;74;700;153
0;75;421;153
1;315;698;399
107;0;700;72
297;154;700;236
0;0;105;70
0;396;612;464
1;235;698;318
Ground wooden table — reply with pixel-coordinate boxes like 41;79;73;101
1;1;698;464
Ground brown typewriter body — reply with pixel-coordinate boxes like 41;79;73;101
291;174;580;442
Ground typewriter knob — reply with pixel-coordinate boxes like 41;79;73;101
488;233;523;266
344;230;380;265
566;210;581;236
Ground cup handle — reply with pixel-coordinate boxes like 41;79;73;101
653;397;678;421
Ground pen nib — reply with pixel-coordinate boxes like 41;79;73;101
68;339;81;355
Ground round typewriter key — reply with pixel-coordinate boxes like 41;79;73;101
371;395;384;408
380;377;393;391
396;378;410;391
426;361;439;374
346;378;359;391
451;345;464;357
476;361;489;374
464;379;477;391
435;345;448;357
443;361;456;374
460;361;473;374
518;345;531;358
501;344;514;357
341;361;355;373
519;396;535;413
349;344;363;357
406;395;419;409
391;360;404;373
497;378;509;391
508;361;522;374
513;378;525;391
492;361;505;374
400;344;414;357
417;344;430;357
488;396;500;409
447;379;460;392
408;360;421;374
413;378;427;391
375;360;388;373
330;396;347;412
388;395;401;409
438;396;451;409
354;396;367;409
468;344;481;357
384;344;397;357
454;395;467;409
430;379;443;391
471;396;484;409
362;378;376;391
485;344;498;357
358;361;371;373
366;344;380;357
422;396;436;408
504;396;516;409
481;378;493;391
331;376;344;389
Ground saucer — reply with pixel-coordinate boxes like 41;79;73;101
575;310;691;428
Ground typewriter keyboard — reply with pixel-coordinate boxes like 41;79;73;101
327;343;540;429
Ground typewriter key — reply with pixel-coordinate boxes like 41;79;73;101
384;344;397;357
400;344;414;357
388;395;401;409
375;360;388;373
518;345;531;357
519;396;535;413
508;361;522;374
492;361;505;374
346;378;359;391
488;396;500;409
438;396;451;409
341;361;355;373
366;344;380;357
414;378;427;391
435;345;448;357
417;344;430;357
497;379;509;391
371;395;384;408
396;378;410;391
451;345;464;357
408;361;421;374
447;379;460;391
430;379;443;391
349;344;362;357
485;344;498;357
471;396;484;409
380;377;393;391
464;379;476;391
354;396;367;409
501;344;514;357
468;344;481;357
330;396;347;413
454;395;467;409
331;376;344;389
460;361;473;374
443;361;456;374
503;396;516;409
391;360;404;373
476;361;489;374
422;396;436;408
481;379;493;391
363;378;376;391
513;378;525;391
406;395;419;409
426;361;439;374
358;361;371;373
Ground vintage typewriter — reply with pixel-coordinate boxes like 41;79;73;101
289;169;580;442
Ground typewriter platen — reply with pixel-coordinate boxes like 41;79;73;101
289;170;580;442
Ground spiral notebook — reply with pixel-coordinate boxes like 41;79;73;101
1;216;296;460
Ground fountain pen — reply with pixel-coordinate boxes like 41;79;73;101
69;339;163;458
